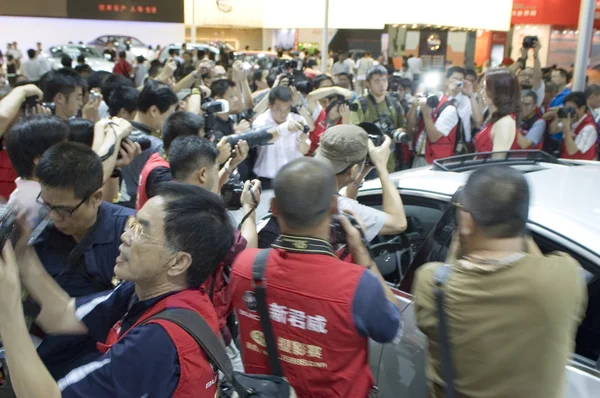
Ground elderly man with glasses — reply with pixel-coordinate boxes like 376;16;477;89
0;179;234;397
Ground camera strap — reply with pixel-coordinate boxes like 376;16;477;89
271;235;337;258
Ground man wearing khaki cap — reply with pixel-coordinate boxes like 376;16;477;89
315;125;407;241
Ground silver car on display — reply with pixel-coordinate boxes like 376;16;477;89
48;45;114;72
87;35;152;59
255;151;600;397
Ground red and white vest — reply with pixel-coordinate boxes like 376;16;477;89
231;247;374;397
136;152;169;210
97;289;220;398
560;113;598;160
417;96;459;163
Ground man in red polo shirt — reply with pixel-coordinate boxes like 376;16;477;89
230;157;402;397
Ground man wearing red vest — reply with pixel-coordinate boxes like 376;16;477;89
516;91;545;150
0;183;233;397
230;157;403;397
559;92;598;161
406;68;465;167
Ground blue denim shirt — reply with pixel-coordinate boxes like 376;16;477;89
33;201;134;380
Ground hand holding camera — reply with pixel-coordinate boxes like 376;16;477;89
216;137;233;165
240;179;262;209
367;135;392;171
229;140;249;170
333;210;371;267
82;90;103;122
287;120;304;133
115;139;143;168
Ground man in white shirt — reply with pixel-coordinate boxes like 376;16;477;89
23;49;50;83
253;86;310;190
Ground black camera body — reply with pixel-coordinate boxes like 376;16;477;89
119;135;151;159
22;96;56;115
523;36;538;49
329;94;359;112
557;107;577;119
221;174;244;210
330;213;365;246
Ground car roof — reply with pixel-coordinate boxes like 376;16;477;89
360;162;600;256
167;43;219;52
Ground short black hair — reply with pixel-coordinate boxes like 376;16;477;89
137;80;179;113
118;51;127;59
108;86;138;117
6;115;69;179
100;73;135;103
40;68;84;102
67;118;95;147
313;74;334;89
36;141;103;199
585;84;600;99
77;55;86;64
462;166;529;238
162;111;205;152
157;182;234;288
446;66;466;79
169;135;218;181
564;91;587;108
87;70;111;90
366;65;387;81
266;71;279;88
268;86;293;104
465;68;477;79
210;79;236;99
522;90;538;104
61;55;73;69
27;49;36;59
273;158;336;229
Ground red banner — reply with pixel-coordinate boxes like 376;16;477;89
511;0;581;26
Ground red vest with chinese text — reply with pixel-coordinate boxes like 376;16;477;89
474;114;520;153
230;246;374;398
0;146;17;200
417;96;459;163
97;289;219;398
136;152;169;210
560;113;598;160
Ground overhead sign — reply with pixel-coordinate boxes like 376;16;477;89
66;0;184;23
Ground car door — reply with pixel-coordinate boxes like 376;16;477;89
368;194;454;398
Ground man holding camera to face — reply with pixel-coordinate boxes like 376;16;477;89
552;92;598;160
230;157;402;398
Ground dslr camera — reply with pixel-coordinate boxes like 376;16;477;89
221;174;260;210
557;107;577;119
202;98;230;138
523;36;538;50
328;94;359;112
22;95;56;116
330;213;367;247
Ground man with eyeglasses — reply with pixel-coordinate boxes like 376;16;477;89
31;142;135;380
516;91;545;150
0;182;233;397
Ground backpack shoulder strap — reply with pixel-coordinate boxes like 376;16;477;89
145;308;234;380
433;263;457;398
359;96;369;113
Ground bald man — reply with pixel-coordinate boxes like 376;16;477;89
230;157;403;397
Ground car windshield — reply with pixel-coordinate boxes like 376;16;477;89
50;46;103;59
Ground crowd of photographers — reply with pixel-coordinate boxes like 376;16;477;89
0;36;592;398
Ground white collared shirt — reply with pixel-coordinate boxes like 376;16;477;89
253;110;308;179
569;114;598;154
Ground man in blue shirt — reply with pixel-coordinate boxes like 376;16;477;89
33;142;134;379
0;182;233;397
549;68;571;108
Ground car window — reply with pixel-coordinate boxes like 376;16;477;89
129;37;144;46
532;233;600;364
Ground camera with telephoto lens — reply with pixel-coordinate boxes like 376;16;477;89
330;213;366;247
226;125;274;149
557;107;577;119
359;121;409;147
523;36;538;49
202;98;230;138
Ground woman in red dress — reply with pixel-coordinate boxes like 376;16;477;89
475;68;521;156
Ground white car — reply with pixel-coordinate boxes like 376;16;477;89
48;45;114;73
88;35;152;60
